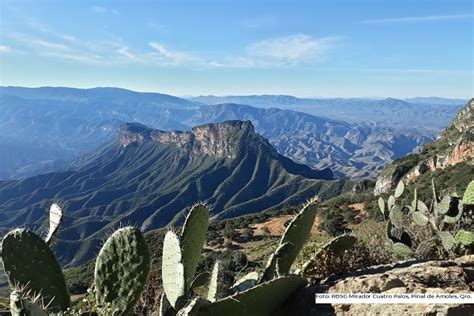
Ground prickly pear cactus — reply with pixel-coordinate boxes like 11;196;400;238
162;230;186;309
438;231;456;251
260;242;291;282
387;195;395;211
45;202;63;245
412;211;429;226
177;297;209;316
321;235;357;256
95;226;150;315
394;180;405;198
463;181;474;205
181;204;209;291
388;205;404;228
378;197;385;216
230;272;259;294
454;230;474;246
1;228;70;313
435;196;452;215
207;261;220;302
270;200;317;276
199;276;306;316
392;242;414;258
431;178;439;203
10;291;48;316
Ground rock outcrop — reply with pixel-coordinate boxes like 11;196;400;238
374;99;473;195
118;120;270;159
281;255;474;315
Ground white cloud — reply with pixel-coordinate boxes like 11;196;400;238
148;42;203;66
362;14;473;24
0;45;12;53
117;47;137;60
7;32;105;64
245;34;339;66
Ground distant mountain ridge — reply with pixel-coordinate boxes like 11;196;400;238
0;120;340;266
183;103;432;178
0;87;444;179
191;95;465;131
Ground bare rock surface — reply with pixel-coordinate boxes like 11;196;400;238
280;255;474;315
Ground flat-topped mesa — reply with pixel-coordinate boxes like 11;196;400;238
118;120;262;158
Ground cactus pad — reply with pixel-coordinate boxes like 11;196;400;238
431;178;439;203
387;195;395;211
177;297;209;316
231;272;259;294
412;211;429;226
1;229;70;312
207;261;219;302
260;242;290;282
95;226;150;315
181;204;209;291
411;188;418;210
417;200;429;214
389;205;404;228
394;180;405;198
439;231;456;251
274;202;317;276
378;197;385;216
199;276;306;316
392;242;414;258
435;196;451;215
454;230;474;246
322;235;357;256
10;291;48;316
462;181;474;205
162;231;186;309
45;202;63;245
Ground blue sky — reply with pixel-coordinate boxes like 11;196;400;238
0;0;472;98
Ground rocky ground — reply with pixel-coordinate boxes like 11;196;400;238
281;255;474;315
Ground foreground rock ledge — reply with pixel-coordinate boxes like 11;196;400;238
280;255;473;315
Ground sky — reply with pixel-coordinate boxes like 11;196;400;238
0;0;472;98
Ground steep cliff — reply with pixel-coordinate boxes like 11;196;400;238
375;99;473;195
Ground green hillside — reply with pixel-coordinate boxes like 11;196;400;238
0;120;347;266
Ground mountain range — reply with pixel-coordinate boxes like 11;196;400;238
191;95;465;131
0;120;345;266
0;87;456;179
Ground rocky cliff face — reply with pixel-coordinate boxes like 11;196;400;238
281;255;474;315
118;120;273;160
374;99;473;195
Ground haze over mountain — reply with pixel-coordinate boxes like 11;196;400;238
191;95;465;131
0;120;343;266
0;86;454;179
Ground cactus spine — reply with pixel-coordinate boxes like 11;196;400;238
10;291;48;316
